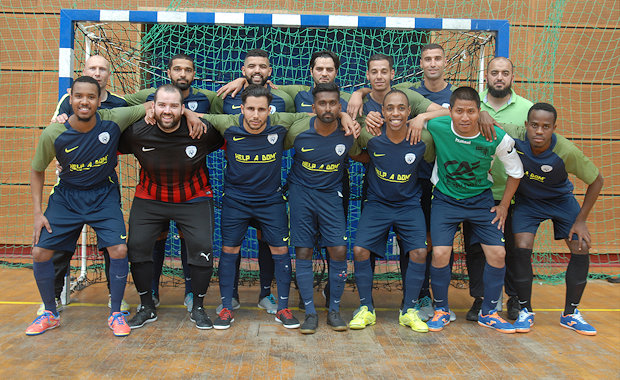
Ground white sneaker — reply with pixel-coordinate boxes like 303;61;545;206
258;294;277;315
184;293;194;312
216;298;240;314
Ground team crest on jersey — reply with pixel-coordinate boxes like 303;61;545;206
188;101;198;111
405;153;416;164
267;133;278;145
335;144;346;156
185;145;197;158
269;105;276;114
98;132;110;144
540;165;553;172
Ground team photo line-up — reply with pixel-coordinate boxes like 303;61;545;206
27;45;603;338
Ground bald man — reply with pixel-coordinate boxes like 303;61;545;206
52;55;127;122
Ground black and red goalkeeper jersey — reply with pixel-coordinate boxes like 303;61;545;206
119;117;224;203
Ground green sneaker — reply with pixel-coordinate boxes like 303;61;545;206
349;306;376;330
399;308;429;333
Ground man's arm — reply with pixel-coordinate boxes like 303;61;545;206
569;174;603;249
347;87;372;118
406;106;449;145
123;88;155;106
51;93;71;123
491;175;520;232
491;133;525;231
30;169;51;245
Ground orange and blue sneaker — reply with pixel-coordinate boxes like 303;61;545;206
26;310;60;336
514;308;535;333
478;309;516;333
427;307;451;332
560;309;596;336
108;312;131;337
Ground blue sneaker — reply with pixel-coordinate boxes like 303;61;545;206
514;308;535;333
427;308;451;332
560;309;596;336
478;310;516;333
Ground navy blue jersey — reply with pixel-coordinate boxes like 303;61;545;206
214;88;295;115
33;106;146;189
278;84;350;113
513;133;599;200
202;113;310;202
410;81;456;108
53;92;127;119
285;117;354;191
124;87;217;115
352;127;434;205
362;95;382;115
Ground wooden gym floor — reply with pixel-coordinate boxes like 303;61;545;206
0;267;618;379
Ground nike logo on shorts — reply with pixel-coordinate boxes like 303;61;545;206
142;147;155;152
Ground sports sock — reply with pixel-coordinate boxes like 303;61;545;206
564;254;589;315
465;243;486;299
354;259;374;311
295;258;316;315
131;261;155;308
272;253;292;311
403;260;426;312
418;251;432;300
108;257;128;314
430;264;451;309
482;263;505;315
189;264;212;310
33;259;57;315
150;239;166;297
219;252;238;310
513;248;534;312
328;259;347;312
180;238;192;296
232;253;241;300
258;240;274;299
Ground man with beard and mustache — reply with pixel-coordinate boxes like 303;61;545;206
470;57;534;321
27;76;148;337
119;84;224;330
284;82;357;334
124;54;219;312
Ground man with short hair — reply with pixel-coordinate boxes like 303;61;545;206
27;76;147;337
505;103;603;335
120;84;224;330
424;86;524;334
348;89;435;333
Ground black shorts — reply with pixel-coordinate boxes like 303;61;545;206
128;197;214;267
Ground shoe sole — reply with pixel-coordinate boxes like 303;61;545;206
300;328;317;334
26;322;60;336
327;323;348;331
275;317;300;329
109;327;131;337
478;321;515;333
349;321;375;330
560;323;596;336
189;317;213;330
515;327;531;333
129;316;157;329
399;321;428;333
213;318;234;330
428;320;449;332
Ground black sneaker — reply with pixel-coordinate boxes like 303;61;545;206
326;311;347;331
275;308;300;329
128;305;157;329
507;296;520;320
190;307;213;330
466;298;483;322
300;313;318;334
213;308;234;330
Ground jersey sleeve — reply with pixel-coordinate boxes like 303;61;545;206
495;132;524;179
284;120;310;150
339;91;351;102
555;135;600;184
500;123;526;140
402;88;432;116
200;114;236;135
201;120;226;154
98;105;147;132
195;88;218;105
209;95;224;115
52;93;71;119
420;129;435;163
271;112;311;131
271;89;296;113
123;88;155;106
278;85;308;101
31;124;65;172
394;81;417;90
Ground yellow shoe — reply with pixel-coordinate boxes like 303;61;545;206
399;308;429;333
349;306;376;330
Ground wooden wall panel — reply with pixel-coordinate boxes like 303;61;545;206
0;184;53;245
0;72;59;127
0;128;58;186
0;14;59;71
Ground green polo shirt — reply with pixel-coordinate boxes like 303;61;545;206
480;89;533;200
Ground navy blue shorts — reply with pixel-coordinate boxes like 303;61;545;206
221;195;289;247
288;183;347;248
355;200;427;257
36;183;126;251
512;194;581;240
430;189;504;247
